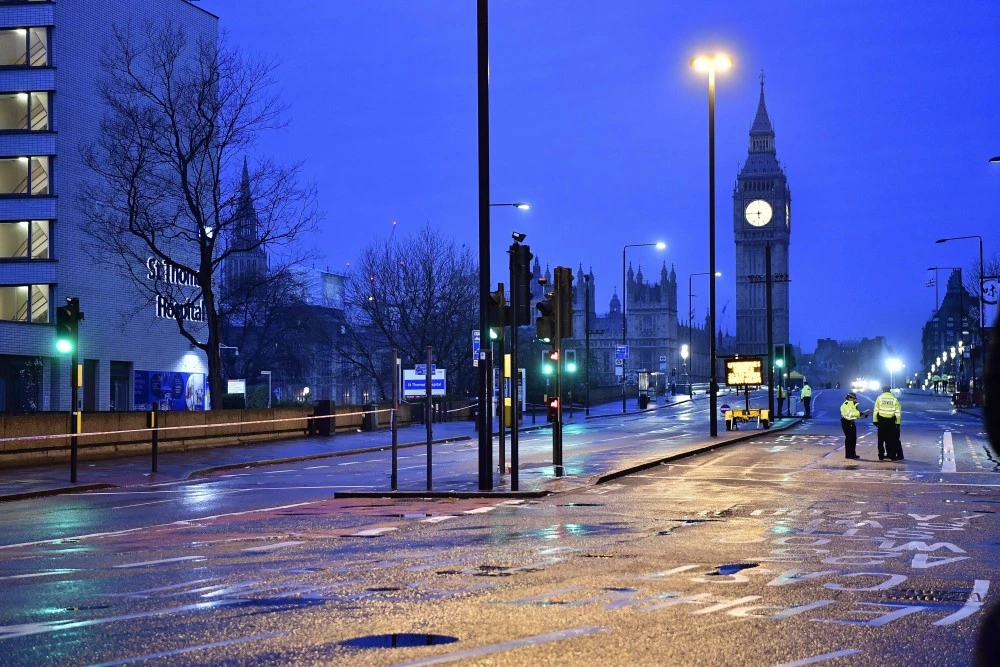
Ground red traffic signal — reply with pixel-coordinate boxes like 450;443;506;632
547;398;559;423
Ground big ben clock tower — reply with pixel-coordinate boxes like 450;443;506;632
734;74;791;356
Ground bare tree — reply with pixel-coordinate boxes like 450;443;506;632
341;224;479;400
81;21;319;408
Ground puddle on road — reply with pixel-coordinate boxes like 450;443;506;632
339;633;459;649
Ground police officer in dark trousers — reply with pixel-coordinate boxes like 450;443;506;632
800;381;813;418
872;385;902;461
839;392;870;459
777;384;786;418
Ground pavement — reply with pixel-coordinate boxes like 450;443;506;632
0;393;801;502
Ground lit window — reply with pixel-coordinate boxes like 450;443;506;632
0;220;50;259
0;27;48;67
0;283;49;323
0;92;49;131
0;156;50;195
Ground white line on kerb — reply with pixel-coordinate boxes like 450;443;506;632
942;431;957;473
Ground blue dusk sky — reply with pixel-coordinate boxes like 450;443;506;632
198;0;1000;367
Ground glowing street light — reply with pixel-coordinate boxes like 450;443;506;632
691;51;732;437
885;357;903;390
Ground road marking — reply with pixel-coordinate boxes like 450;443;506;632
933;579;990;626
463;507;495;514
242;541;305;553
115;556;205;569
350;527;398;536
0;601;238;640
0;501;314;551
263;469;296;474
0;569;74;581
304;465;329;469
83;631;287;667
111;499;175;510
420;515;456;523
776;649;862;666
942;431;957;473
389;626;609;667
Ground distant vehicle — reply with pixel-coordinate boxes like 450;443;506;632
851;378;867;393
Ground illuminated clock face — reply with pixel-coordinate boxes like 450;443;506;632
745;199;773;227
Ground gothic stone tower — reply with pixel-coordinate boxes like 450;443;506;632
734;76;791;356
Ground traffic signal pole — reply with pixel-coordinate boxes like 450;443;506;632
70;343;79;483
553;290;563;477
766;243;774;420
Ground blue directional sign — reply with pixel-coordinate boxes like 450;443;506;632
472;329;481;367
404;378;445;391
616;344;629;360
415;363;437;376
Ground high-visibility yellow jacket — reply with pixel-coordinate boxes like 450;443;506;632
873;391;901;424
800;384;812;398
778;386;786;399
841;400;861;421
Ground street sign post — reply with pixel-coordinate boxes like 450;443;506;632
615;344;629;360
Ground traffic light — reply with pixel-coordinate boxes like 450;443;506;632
55;298;80;355
511;243;533;326
554;266;573;338
536;292;555;342
774;343;795;372
547;397;559;423
488;285;506;340
565;349;577;373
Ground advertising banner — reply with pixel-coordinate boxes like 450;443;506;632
134;370;206;411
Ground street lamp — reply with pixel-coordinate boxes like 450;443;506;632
885;358;902;391
680;344;689;395
688;271;722;397
936;235;984;391
490;202;530;210
691;51;732;437
622;241;666;413
260;370;272;409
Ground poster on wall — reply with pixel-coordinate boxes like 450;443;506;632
134;370;206;411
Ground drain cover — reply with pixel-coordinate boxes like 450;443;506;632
340;633;459;649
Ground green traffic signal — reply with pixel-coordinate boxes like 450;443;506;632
55;301;76;355
542;363;553;375
566;361;577;373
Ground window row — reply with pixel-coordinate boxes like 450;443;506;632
0;219;48;258
0;283;48;323
0;92;48;130
0;27;48;67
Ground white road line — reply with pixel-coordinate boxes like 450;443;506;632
304;465;329;469
389;626;609;667
463;507;494;514
942;431;957;473
242;541;305;553
350;527;398;536
338;461;360;466
115;556;205;569
84;631;287;667
263;469;295;474
0;600;239;640
933;579;990;626
420;516;456;523
111;499;175;510
775;649;862;667
0;569;74;581
0;501;314;551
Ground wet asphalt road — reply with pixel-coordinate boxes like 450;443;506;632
0;389;994;666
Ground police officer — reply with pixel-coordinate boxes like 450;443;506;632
800;380;813;418
872;385;902;461
777;384;787;418
840;392;870;459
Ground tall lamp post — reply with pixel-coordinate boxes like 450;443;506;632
622;241;666;413
885;358;902;391
692;52;732;437
936;235;984;391
688;271;722;397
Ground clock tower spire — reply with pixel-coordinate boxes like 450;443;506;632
733;73;791;356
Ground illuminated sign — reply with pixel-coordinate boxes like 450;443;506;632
725;357;763;386
145;257;207;323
